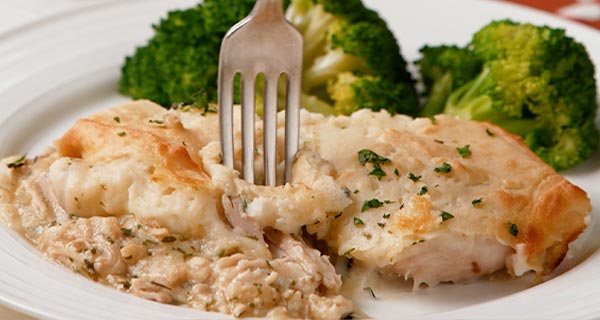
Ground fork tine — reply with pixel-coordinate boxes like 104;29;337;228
285;72;301;183
218;71;235;169
241;73;257;183
263;73;280;186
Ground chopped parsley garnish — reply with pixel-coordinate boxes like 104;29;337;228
486;128;495;136
471;198;483;207
457;145;471;158
353;189;360;194
363;287;377;299
508;222;519;237
113;116;121;123
361;198;384;212
418;186;428;196
7;154;27;169
343;248;355;257
104;235;114;244
369;167;387;180
434;139;444;144
143;239;157;246
148;119;165;125
117;131;126;137
174;247;192;258
394;168;400;176
377;222;386;228
408;172;421;182
343;187;352;197
434;162;452;173
353;217;365;226
441;211;454;221
242;198;248;212
120;228;134;238
358;149;391;180
358;149;391;166
161;236;177;243
383;213;391;219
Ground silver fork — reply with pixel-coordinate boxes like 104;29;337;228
218;0;303;186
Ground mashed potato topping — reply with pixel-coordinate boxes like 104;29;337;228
0;100;590;319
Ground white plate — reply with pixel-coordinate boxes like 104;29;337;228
0;0;599;319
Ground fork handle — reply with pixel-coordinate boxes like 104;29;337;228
251;0;285;17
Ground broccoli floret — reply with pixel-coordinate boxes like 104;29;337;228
416;20;599;170
120;0;419;116
417;45;483;116
120;0;256;106
292;0;418;115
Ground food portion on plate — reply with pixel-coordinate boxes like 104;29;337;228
0;99;591;318
0;0;598;319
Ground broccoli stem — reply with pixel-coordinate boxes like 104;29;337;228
303;49;366;91
445;66;502;120
420;73;453;117
444;66;536;136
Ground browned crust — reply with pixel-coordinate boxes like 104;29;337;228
54;101;211;188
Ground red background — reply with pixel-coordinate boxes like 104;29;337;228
504;0;600;29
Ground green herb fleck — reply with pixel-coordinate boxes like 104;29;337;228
457;145;471;158
486;128;495;136
363;286;377;299
361;199;384;212
383;213;391;219
408;172;421;182
161;236;177;243
113;116;121;123
377;222;386;228
353;217;365;226
441;211;454;221
104;234;114;244
472;198;483;207
434;162;452;173
508;222;519;237
148;119;164;125
174;247;192;258
242;198;248;212
394;168;400;176
121;228;134;238
369;167;387;180
117;131;126;137
418;186;428;196
358;149;391;180
343;248;355;257
7;154;27;169
358;149;391;166
343;187;352;197
143;239;157;246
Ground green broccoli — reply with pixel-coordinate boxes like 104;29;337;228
416;20;599;170
290;0;418;115
119;0;419;116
